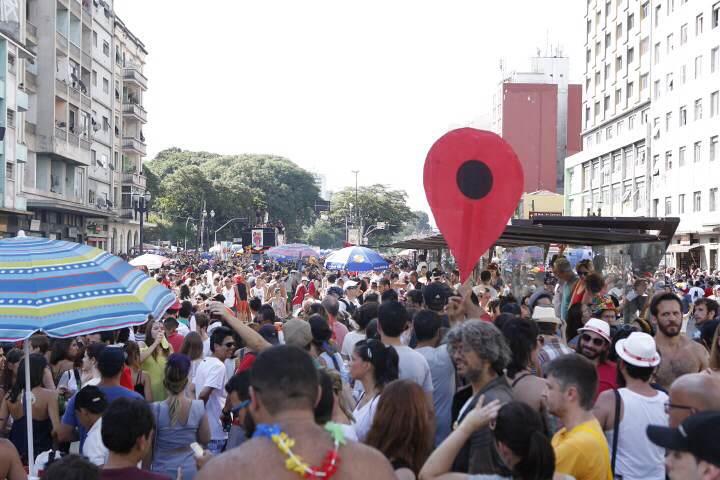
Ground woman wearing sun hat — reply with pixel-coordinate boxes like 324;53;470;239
593;332;667;480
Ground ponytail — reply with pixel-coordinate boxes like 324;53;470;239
513;430;555;480
355;339;399;388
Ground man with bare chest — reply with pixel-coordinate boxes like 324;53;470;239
650;293;709;390
197;345;396;480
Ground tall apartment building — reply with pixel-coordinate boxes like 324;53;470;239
648;0;720;270
565;0;653;223
6;0;148;254
565;0;720;270
491;56;582;194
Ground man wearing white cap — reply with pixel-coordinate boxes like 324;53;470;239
533;306;573;373
576;318;618;398
593;333;667;480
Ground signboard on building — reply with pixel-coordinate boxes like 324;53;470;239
30;219;41;231
251;229;263;248
347;228;360;246
0;0;20;42
528;211;563;219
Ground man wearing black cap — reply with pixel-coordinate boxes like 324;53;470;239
647;411;720;480
58;346;144;448
422;282;451;327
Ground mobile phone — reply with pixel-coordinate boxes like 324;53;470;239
190;442;204;459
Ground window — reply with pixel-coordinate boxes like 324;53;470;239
102;40;109;57
695;98;703;120
91;70;97;86
583;164;592;190
712;91;719;117
615;88;622;106
680;105;687;125
654;41;661;64
102;77;109;94
655;4;662;26
595;101;601;119
714;2;720;28
604;95;611;116
681;23;688;45
665;151;673;169
711;188;718;212
613;152;622;172
602;157;611;183
641;108;649;124
585;106;591;126
604;63;610;87
711;136;718;161
712;47;719;73
616;55;622;73
628;12;635;31
697;13;704;36
606;32;612;52
679;146;686;166
665;197;672;215
629;115;635;129
617;120;624;135
679;194;686;214
627;81;634;100
102;116;109;132
695;141;702;162
667;0;675;14
666;111;672;131
640;37;649;60
681;64;687;84
596;41;601;58
667;33;675;53
606;126;613;140
695;55;703;78
641;73;649;93
91;149;96;165
92;30;97;47
666;72;674;91
654;79;661;99
587;19;592;36
616;22;623;40
641;2;649;20
586;48;592;66
595;71;601;89
694;191;702;211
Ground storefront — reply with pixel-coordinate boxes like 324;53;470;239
86;218;109;250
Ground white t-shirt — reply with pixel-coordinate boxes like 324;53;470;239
341;331;366;359
194;356;228;440
82;418;109;466
394;345;433;393
223;286;236;308
352;393;380;442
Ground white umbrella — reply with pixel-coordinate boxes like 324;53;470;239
129;253;170;270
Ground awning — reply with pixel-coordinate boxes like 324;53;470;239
666;244;703;253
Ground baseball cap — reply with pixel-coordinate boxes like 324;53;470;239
578;318;612;343
259;324;279;345
283;319;312;348
344;280;359;291
422;282;449;310
647;411;720;467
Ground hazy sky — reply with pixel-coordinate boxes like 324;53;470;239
114;0;585;214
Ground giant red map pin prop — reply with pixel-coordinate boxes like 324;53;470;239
424;128;524;282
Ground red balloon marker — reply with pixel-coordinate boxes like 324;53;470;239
424;128;524;282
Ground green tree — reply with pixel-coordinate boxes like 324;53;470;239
395;210;434;240
301;218;345;249
328;184;414;245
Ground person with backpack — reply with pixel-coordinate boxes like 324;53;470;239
593;332;667;480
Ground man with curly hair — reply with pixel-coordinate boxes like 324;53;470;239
445;320;513;475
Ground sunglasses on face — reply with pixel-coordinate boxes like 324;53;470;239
581;334;606;346
223;342;236;348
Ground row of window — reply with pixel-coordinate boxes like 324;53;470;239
585;109;650;148
656;136;720;171
657;188;718;215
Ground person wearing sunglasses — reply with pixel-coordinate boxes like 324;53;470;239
576;319;618;399
194;326;235;455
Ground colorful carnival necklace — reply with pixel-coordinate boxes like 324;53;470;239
253;422;346;479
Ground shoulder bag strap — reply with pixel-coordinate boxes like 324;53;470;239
611;388;621;474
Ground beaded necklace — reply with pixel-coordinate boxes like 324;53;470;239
253;422;346;479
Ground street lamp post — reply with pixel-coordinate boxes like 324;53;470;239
184;216;196;251
352;170;360;233
209;209;215;246
201;208;208;251
131;190;151;255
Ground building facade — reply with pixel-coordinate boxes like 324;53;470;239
565;0;720;271
492;56;582;194
4;0;148;254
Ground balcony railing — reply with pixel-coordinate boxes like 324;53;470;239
70;42;81;59
25;71;37;91
119;208;135;219
121;172;147;188
56;32;68;55
55;126;67;140
123;67;147;90
70;0;81;16
26;22;38;43
122;102;147;123
81;94;91;109
68;132;80;147
122;137;146;156
69;86;81;104
55;78;68;98
80;138;91;150
25;121;36;135
82;51;91;66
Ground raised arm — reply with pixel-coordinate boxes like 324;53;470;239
207;302;271;352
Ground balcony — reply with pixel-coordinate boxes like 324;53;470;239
55;78;68;98
82;0;92;16
122;136;146;156
58;0;69;8
119;208;135;219
26;22;38;45
70;0;81;16
81;94;91;109
123;66;147;90
16;143;27;163
80;137;91;150
121;171;147;188
55;126;67;140
69;85;81;104
25;71;37;92
82;51;91;67
25;121;36;136
56;32;68;56
69;42;81;60
16;90;28;112
122;102;147;123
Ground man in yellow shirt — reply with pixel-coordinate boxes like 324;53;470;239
545;354;613;480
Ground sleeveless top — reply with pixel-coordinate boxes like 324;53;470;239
608;388;668;480
133;370;145;397
151;400;205;480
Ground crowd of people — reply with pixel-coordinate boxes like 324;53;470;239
0;250;719;480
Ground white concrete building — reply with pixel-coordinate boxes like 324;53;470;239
565;0;653;222
648;0;720;270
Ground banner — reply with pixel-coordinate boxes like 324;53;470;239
251;229;263;248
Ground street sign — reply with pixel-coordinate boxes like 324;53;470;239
348;228;360;245
314;200;331;213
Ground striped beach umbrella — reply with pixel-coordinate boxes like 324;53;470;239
0;234;176;341
266;243;319;261
324;246;389;272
